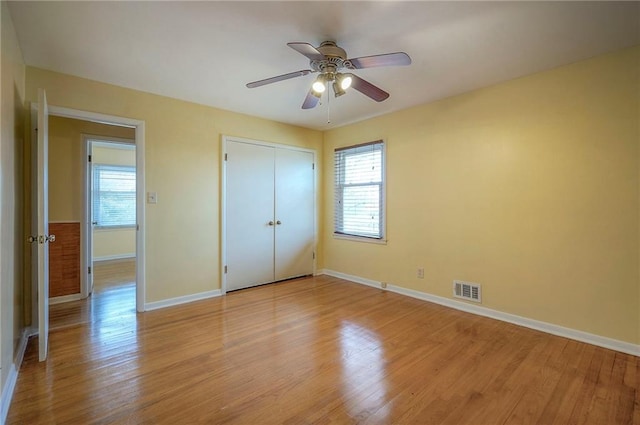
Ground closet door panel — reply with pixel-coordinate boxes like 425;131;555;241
226;141;275;291
274;148;314;281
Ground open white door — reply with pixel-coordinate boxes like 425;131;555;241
86;140;95;295
35;88;51;361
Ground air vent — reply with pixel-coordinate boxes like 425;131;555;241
453;280;481;303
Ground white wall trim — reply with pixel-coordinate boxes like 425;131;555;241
321;269;640;357
314;268;327;277
93;253;136;262
15;329;30;373
1;364;18;424
1;329;30;424
49;293;84;305
320;269;380;289
144;290;222;311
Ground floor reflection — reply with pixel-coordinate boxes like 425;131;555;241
49;258;137;330
339;320;389;421
47;258;141;421
49;258;138;349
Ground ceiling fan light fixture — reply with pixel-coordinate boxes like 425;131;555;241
333;81;346;97
312;75;326;94
338;73;353;90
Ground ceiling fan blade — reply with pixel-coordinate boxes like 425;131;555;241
350;74;389;102
287;42;326;61
301;89;321;109
246;70;312;88
347;52;411;69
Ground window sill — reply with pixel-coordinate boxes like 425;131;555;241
333;233;387;245
95;225;136;231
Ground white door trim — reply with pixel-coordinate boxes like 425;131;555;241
45;105;146;312
220;135;317;295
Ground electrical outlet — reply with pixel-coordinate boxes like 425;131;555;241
381;282;387;289
417;268;425;279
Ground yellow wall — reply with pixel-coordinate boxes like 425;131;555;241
48;116;135;222
92;143;136;260
1;0;26;392
323;46;640;345
94;228;135;260
26;67;323;303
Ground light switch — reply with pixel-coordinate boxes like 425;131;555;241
147;192;158;204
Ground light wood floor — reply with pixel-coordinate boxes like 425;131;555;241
8;273;639;424
49;258;136;330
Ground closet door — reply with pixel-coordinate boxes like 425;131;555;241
274;148;314;281
226;141;275;291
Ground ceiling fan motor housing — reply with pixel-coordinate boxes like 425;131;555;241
311;41;352;79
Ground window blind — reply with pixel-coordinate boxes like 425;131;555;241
334;141;385;239
92;164;136;228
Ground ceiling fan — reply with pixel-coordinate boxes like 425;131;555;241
246;41;411;109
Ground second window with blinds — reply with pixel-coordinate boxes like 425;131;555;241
334;140;386;241
93;164;136;229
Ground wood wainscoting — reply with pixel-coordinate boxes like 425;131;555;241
49;222;81;298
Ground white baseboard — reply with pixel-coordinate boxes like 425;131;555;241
94;253;135;262
49;293;83;305
144;289;222;311
1;364;18;425
14;329;30;377
321;269;640;357
1;329;31;424
318;269;381;288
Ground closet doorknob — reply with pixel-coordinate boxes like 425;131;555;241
268;221;274;226
276;220;282;225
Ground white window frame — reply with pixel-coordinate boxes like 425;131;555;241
92;163;137;229
333;140;386;243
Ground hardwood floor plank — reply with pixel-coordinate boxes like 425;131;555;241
7;271;639;424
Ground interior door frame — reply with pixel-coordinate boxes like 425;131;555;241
220;135;317;294
83;135;136;299
30;104;146;316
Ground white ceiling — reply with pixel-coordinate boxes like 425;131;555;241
8;1;640;131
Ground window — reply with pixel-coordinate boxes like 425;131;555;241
92;164;136;228
334;141;385;240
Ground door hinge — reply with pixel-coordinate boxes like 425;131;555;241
224;153;228;161
313;252;315;259
312;163;315;170
88;155;92;162
88;266;92;275
224;265;228;274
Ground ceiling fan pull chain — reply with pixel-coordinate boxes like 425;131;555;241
327;86;331;124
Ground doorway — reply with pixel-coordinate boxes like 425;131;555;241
85;138;136;299
45;119;139;329
30;102;145;352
